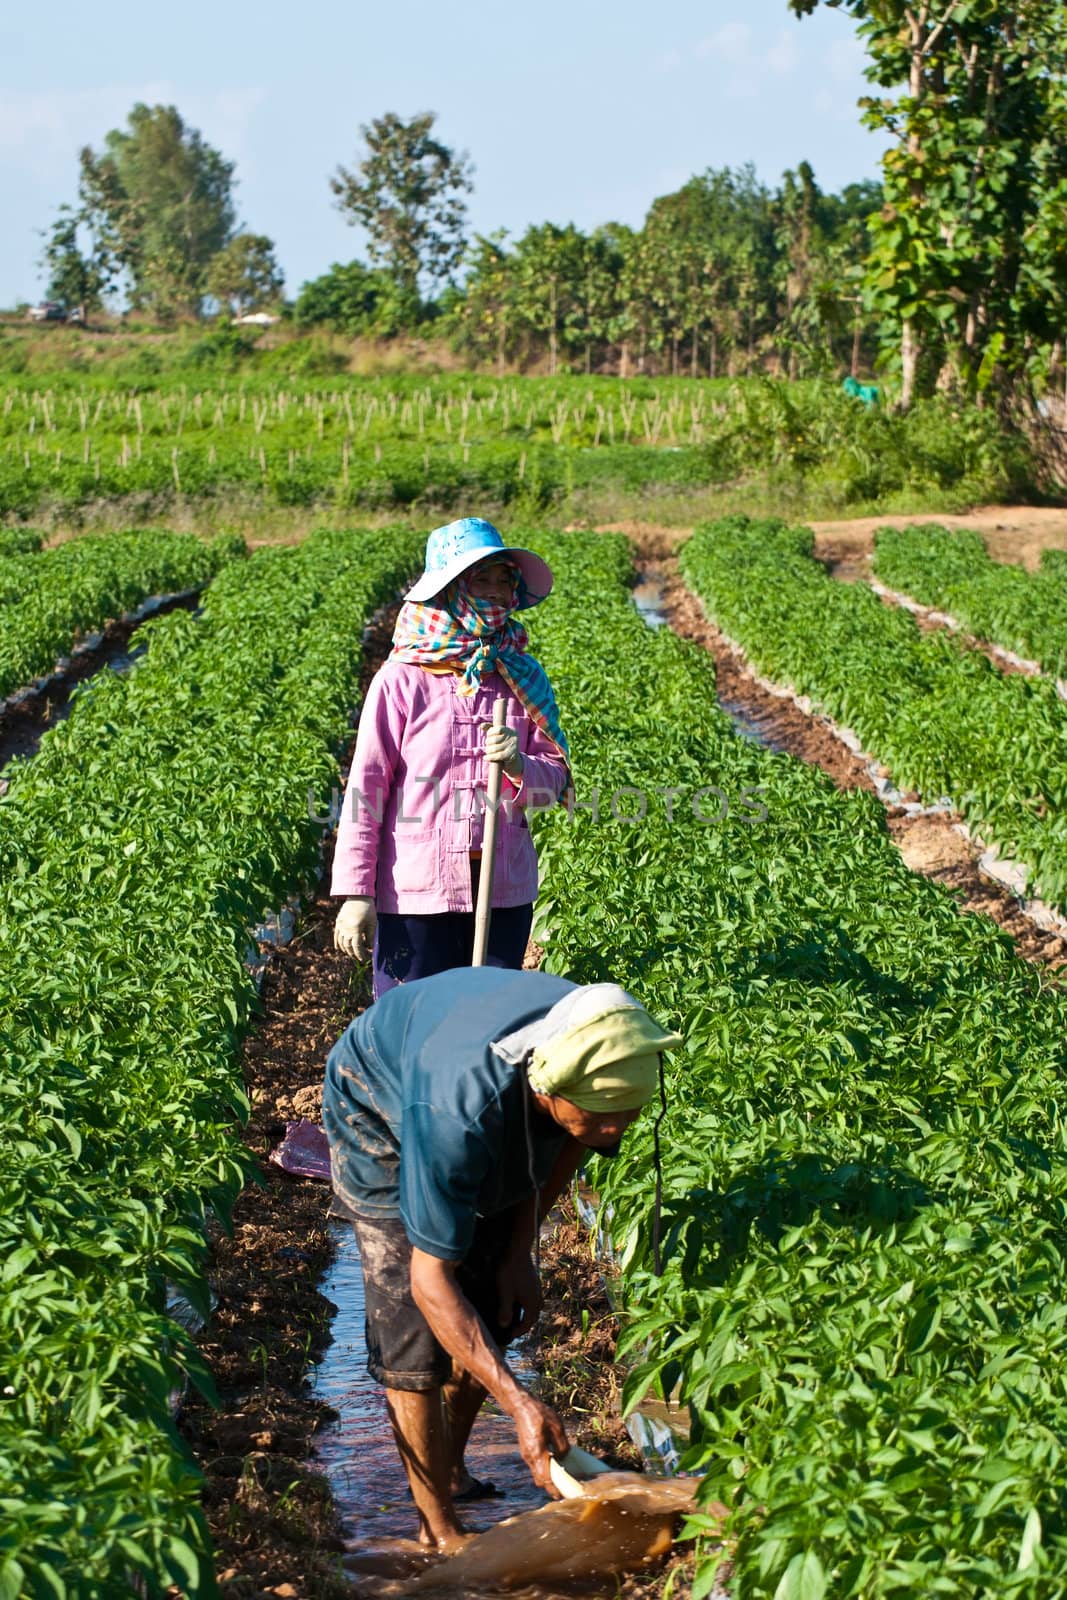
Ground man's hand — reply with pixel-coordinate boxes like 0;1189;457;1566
496;1249;542;1337
511;1392;569;1495
334;896;376;961
483;723;523;780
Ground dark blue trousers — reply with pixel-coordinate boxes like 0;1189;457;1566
372;861;533;1000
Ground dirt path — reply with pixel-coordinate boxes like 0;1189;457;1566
630;532;1067;974
586;508;1067;573
807;505;1067;571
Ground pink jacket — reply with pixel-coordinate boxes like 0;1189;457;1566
332;662;570;913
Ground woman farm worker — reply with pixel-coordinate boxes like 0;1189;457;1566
332;518;570;997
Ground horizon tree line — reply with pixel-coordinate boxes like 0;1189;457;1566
36;0;1067;408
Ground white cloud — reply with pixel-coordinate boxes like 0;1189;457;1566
696;22;753;65
693;22;799;99
766;30;800;76
0;84;267;181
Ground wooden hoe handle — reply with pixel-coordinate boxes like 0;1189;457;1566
472;698;507;968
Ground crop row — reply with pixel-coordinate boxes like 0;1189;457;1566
0;530;243;702
871;525;1067;679
0;527;423;1596
679;516;1067;914
526;529;1067;1597
0;372;1029;514
0;438;719;518
0;528;42;558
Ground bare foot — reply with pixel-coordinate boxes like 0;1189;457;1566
436;1530;472;1555
416;1514;468;1552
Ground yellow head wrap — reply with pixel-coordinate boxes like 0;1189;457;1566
526;1004;683;1111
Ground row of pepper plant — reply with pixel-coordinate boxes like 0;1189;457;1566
0;527;423;1597
678;516;1067;914
525;529;1067;1599
871;525;1067;680
0;528;42;558
0;530;242;702
0;372;1024;517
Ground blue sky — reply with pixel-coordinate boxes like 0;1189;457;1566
0;0;889;308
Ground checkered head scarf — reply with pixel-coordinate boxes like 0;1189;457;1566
390;569;570;760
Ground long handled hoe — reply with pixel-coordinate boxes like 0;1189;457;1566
472;697;507;967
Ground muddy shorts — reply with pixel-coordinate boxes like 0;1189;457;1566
352;1208;520;1391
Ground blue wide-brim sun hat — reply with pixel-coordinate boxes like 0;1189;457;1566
405;518;554;609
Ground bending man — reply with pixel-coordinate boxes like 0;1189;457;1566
322;965;681;1550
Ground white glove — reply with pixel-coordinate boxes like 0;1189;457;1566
334;896;376;961
484;723;523;779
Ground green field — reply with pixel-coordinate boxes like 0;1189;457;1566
3;469;1067;1593
0;359;1038;530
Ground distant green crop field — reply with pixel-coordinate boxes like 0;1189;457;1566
0;372;1035;520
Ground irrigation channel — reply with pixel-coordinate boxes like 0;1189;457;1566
627;538;1067;972
312;1222;547;1584
0;588;202;779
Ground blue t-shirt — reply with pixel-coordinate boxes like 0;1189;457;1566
322;967;577;1260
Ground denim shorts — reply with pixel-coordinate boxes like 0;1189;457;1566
352;1208;520;1391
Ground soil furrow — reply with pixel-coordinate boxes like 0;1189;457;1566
630;531;1067;974
0;591;201;778
176;609;400;1600
813;538;1063;687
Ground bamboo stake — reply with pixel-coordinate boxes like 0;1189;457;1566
472;698;507;968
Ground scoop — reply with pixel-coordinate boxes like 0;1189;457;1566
548;1445;614;1498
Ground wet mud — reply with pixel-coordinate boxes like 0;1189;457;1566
629;532;1067;974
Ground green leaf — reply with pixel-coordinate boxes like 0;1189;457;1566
1017;1507;1042;1572
773;1551;828;1600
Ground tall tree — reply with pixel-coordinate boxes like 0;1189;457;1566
330;112;473;305
78;104;237;319
454;232;516;370
206;233;284;314
790;0;1067;407
510;224;588;373
641;167;777;376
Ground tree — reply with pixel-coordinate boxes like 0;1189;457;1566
39;204;115;314
330;112;473;305
790;1;1067;408
453;232;517;370
206;233;284;314
78;103;237;318
293;260;412;337
640;167;778;376
510;224;588;373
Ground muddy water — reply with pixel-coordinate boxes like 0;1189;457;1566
630;576;668;630
312;1220;548;1568
311;1226;713;1596
631;571;792;755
